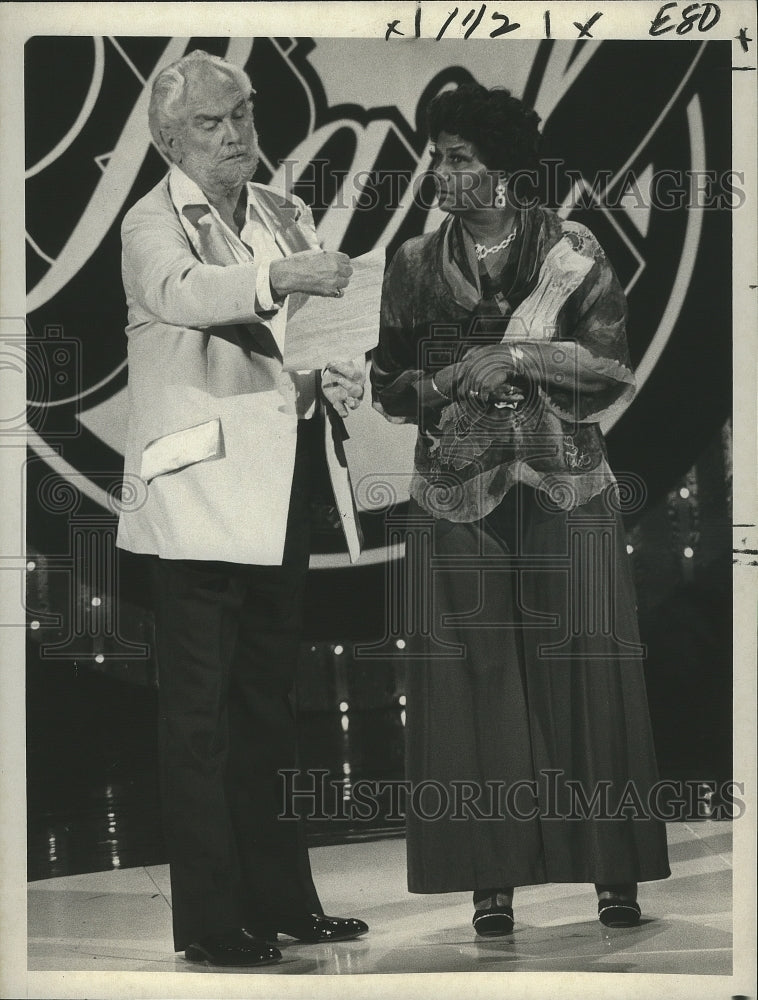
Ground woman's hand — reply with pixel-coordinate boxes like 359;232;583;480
429;365;455;400
481;382;526;408
458;347;525;406
433;350;525;408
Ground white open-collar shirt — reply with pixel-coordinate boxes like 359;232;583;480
168;164;317;418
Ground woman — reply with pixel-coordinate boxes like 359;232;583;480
371;83;670;935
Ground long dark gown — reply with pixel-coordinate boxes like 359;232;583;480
372;205;670;893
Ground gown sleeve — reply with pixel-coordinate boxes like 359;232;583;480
371;244;454;426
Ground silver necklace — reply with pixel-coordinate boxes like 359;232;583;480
474;230;517;261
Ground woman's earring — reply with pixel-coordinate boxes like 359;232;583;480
494;179;507;209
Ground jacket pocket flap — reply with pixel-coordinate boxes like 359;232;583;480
141;418;222;483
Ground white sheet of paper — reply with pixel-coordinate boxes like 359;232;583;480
282;247;386;371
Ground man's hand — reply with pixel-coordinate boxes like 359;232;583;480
270;250;353;299
322;359;365;418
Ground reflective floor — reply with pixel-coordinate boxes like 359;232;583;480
26;658;408;881
28;819;732;976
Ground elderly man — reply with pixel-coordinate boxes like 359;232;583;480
117;50;368;967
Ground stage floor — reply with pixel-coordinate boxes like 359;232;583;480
27;819;733;977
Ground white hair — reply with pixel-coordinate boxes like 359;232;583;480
148;50;254;155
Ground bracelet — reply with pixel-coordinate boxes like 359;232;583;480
430;374;451;400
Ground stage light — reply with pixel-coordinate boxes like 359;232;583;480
679;487;690;499
396;639;406;650
339;701;349;712
95;653;105;663
91;596;101;607
683;547;694;559
334;644;344;655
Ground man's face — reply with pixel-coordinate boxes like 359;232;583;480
166;64;259;197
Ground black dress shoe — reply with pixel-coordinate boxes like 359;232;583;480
184;927;281;966
597;898;641;928
472;894;515;938
253;913;369;944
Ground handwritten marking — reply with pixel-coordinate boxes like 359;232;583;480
436;7;460;39
651;2;677;34
574;12;603;38
463;4;487;39
736;27;752;51
384;4;525;40
650;2;721;36
491;11;521;36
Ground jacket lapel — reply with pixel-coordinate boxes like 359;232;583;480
250;186;317;254
177;188;314;363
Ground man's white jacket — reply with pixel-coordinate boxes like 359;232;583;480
116;172;361;565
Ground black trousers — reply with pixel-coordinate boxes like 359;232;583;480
146;419;324;951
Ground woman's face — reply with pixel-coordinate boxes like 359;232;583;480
430;130;498;214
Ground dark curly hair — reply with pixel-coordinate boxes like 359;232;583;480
427;83;542;174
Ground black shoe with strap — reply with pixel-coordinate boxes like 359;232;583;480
251;913;369;944
184;927;281;966
472;890;515;937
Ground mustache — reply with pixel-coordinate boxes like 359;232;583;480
221;126;260;165
218;148;260;173
220;146;257;159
